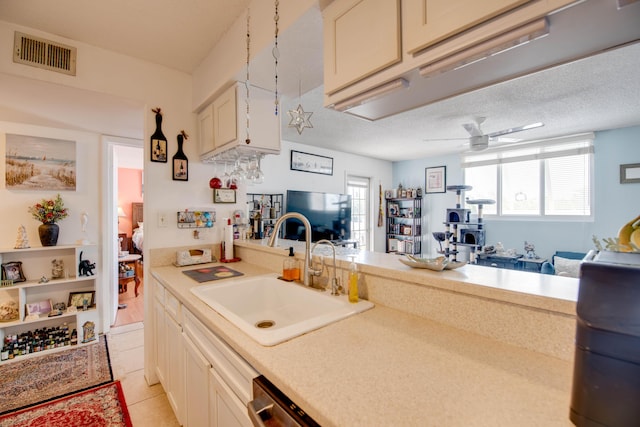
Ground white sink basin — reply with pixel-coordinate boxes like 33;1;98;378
190;273;374;346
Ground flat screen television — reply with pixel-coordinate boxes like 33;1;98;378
285;190;352;242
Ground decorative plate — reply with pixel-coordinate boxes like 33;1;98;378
399;256;446;271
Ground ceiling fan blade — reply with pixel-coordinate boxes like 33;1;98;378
462;122;482;137
423;137;469;142
488;122;543;138
462;116;486;137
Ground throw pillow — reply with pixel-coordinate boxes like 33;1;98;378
554;256;581;278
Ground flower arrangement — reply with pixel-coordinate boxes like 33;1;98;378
29;194;69;224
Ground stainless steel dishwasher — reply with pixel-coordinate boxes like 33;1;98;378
248;375;321;427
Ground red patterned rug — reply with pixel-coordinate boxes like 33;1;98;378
0;381;132;427
0;337;113;415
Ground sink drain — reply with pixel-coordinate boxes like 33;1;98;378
255;320;275;329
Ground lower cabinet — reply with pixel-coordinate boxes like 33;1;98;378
165;298;185;425
182;307;257;427
183;333;212;427
209;367;252;427
152;276;258;427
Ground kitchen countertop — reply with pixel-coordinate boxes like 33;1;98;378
151;254;575;427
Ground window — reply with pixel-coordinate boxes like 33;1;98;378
462;134;594;218
347;175;370;250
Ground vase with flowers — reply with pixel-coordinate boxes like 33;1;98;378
29;194;69;246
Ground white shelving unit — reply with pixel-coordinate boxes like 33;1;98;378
0;244;99;362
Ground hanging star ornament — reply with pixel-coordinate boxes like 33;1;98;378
288;104;313;135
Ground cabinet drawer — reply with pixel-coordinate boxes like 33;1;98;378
153;279;165;304
183;308;258;405
165;290;181;323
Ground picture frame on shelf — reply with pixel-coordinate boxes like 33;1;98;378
68;291;95;309
1;261;26;283
388;203;399;216
213;188;236;203
425;166;446;194
26;299;53;316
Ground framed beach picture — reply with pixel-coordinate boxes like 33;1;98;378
5;134;76;191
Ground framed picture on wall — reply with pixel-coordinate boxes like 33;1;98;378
290;150;333;175
5;134;76;191
425;166;446;194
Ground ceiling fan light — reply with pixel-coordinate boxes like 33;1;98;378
469;135;489;151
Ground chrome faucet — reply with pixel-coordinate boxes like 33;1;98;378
311;239;341;295
268;212;320;286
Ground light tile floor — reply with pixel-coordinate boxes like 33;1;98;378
107;322;180;426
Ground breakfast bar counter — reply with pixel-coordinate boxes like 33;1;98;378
150;241;577;426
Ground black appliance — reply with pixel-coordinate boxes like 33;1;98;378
570;250;640;427
248;375;321;427
285;190;351;242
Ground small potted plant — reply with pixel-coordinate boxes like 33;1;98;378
29;194;69;246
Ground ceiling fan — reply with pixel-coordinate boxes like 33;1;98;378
425;117;544;151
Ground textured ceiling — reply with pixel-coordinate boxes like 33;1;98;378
0;0;252;73
1;1;639;161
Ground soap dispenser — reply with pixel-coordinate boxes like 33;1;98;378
348;257;359;303
283;247;300;281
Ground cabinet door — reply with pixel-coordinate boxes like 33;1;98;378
209;367;252;427
323;0;401;95
154;299;167;385
213;84;238;149
165;314;185;425
403;0;530;55
198;104;215;156
183;333;212;427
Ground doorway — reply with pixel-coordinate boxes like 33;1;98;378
346;175;372;251
104;137;144;328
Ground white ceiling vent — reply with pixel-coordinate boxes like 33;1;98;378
13;32;77;76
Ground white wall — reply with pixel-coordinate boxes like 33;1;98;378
0;123;101;247
246;140;394;252
394;126;640;260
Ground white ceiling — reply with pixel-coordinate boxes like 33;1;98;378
1;1;639;161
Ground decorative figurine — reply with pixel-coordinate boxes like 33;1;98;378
77;211;90;245
82;321;96;343
51;259;65;279
81;211;88;232
14;225;30;249
78;251;96;276
524;241;538;259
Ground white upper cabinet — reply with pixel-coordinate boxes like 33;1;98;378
199;82;281;160
322;0;576;113
197;104;214;156
323;0;401;96
403;0;530;55
213;84;238;149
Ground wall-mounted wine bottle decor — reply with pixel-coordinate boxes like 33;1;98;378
172;130;189;181
150;107;167;163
